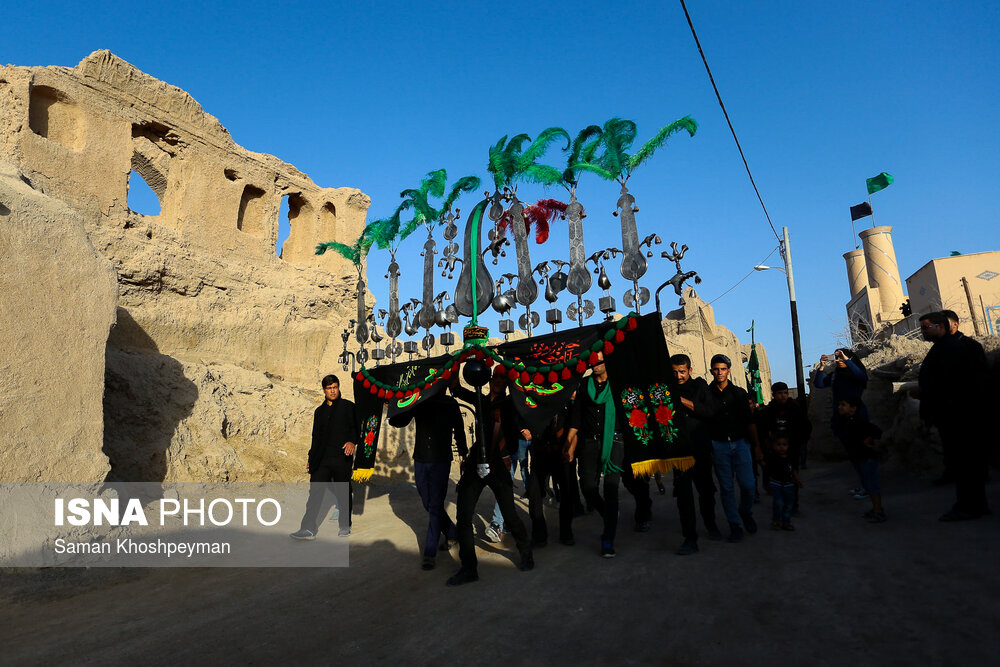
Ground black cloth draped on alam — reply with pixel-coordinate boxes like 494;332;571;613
602;313;696;476
352;353;456;481
351;312;692;480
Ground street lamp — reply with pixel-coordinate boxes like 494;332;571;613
753;227;806;409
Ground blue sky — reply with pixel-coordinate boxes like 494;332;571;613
5;0;999;386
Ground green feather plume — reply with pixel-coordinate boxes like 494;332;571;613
315;241;360;265
627;116;697;170
563;125;603;185
488;128;569;190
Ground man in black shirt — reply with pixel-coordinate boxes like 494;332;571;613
447;372;533;585
697;354;761;543
389;392;468;570
670;354;722;554
291;374;357;540
565;352;626;558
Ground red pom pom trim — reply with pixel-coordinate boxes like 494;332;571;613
575;359;587;374
603;340;614;355
520;371;530;384
588;351;600;366
548;371;558;384
615;329;625;343
561;367;572;380
533;372;544;385
363;379;371;389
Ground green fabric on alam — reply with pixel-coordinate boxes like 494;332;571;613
586;376;620;475
866;172;894;195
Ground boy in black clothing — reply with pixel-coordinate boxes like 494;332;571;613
765;434;802;530
833;397;886;523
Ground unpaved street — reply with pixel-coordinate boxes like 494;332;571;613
2;461;998;666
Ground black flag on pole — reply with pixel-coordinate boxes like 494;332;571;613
850;201;873;221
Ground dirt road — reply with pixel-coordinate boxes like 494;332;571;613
2;461;998;665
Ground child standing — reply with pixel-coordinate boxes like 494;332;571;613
765;435;802;530
833;397;886;523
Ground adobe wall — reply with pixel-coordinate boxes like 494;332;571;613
0;52;370;482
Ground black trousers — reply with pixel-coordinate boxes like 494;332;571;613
569;437;623;543
622;466;652;525
938;421;990;515
558;460;584;541
455;462;531;573
300;453;353;533
674;453;719;540
526;448;561;544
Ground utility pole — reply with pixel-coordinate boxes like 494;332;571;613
781;226;807;409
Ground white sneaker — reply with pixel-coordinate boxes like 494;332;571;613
484;522;503;543
853;490;870;499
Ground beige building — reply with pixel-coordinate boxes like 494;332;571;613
905;251;1000;335
842;226;999;339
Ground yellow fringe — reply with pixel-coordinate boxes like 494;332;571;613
630;457;696;478
351;468;374;483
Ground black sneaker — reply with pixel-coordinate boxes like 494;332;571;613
675;539;699;556
727;523;743;543
600;540;616;558
634;521;651;533
741;513;758;535
519;553;535;571
421;556;435;570
290;529;316;540
705;525;724;541
446;569;479;586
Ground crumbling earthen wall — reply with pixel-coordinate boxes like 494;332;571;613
0;52;370;482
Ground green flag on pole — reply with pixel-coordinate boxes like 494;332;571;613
866;172;894;195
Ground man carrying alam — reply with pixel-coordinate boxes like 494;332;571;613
564;352;627;558
388;391;468;571
669;353;722;554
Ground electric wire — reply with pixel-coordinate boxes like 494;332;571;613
707;245;780;306
679;0;782;245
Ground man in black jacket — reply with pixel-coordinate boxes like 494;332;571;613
291;374;357;540
916;311;991;521
447;372;533;585
670;354;722;554
389;392;468;570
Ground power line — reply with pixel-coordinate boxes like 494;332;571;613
707;245;780;305
679;0;782;245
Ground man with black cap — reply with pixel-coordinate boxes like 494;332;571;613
699;354;760;542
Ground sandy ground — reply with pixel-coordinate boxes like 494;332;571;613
1;460;998;666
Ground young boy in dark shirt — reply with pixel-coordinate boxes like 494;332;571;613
833;397;886;523
765;435;801;530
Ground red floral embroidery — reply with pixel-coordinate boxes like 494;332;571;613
656;406;673;425
628;409;647;429
364;430;376;446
